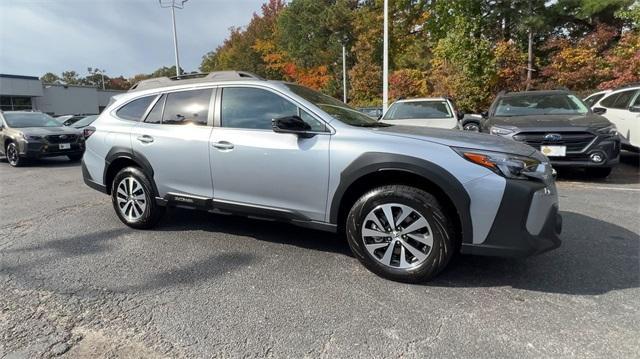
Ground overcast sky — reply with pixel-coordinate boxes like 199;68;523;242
0;0;265;78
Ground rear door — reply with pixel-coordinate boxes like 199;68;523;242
131;88;215;198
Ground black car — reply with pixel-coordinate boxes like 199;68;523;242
480;90;620;178
0;111;85;167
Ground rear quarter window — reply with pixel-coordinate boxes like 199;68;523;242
116;95;156;121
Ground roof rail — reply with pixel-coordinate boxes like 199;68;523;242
128;71;265;92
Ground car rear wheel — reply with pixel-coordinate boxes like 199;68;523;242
111;167;164;229
6;142;23;167
585;167;612;178
345;185;455;283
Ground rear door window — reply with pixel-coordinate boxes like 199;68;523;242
116;95;155;121
162;89;212;126
144;95;165;124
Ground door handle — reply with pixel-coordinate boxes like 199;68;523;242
137;135;154;144
212;141;234;150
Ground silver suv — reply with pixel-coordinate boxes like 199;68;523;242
82;71;562;282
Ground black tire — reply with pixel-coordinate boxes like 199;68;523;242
463;122;480;132
585;167;612;178
111;167;165;229
345;185;456;283
67;153;83;162
6;142;24;167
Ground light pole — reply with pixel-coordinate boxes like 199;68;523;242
339;36;348;104
88;67;106;90
159;0;189;78
382;0;389;113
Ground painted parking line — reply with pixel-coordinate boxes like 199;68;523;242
558;183;640;191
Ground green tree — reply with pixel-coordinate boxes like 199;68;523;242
61;71;81;85
40;72;60;84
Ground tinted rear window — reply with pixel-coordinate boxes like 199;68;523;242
116;96;155;121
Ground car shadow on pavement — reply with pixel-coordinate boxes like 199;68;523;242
431;211;639;295
0;156;81;168
158;208;353;257
555;151;639;185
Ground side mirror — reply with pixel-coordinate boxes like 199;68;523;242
593;107;607;115
456;111;465;121
480;111;488;118
629;105;640;113
272;116;314;138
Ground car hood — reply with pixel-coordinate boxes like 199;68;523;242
487;113;610;129
373;125;537;157
18;126;82;136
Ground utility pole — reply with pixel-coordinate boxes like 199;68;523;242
382;0;389;113
342;44;347;103
526;29;533;90
159;0;189;78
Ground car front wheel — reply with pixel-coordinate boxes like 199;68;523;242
463;122;480;132
6;142;23;167
345;185;455;283
111;167;165;229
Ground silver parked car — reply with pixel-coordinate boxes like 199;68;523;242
82;71;561;282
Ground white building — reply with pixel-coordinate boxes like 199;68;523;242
0;74;124;115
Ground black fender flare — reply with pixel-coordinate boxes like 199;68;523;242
329;152;473;244
104;146;158;195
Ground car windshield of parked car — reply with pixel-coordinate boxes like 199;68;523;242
71;115;98;128
383;101;452;120
3;113;61;128
283;83;388;127
494;94;589;117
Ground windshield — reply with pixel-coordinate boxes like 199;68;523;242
3;113;61;128
383;100;452;120
71;115;98;128
283;83;387;127
494;93;589;117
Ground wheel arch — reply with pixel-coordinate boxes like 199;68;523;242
103;147;157;195
330;153;473;245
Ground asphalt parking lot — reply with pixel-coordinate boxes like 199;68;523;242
1;153;638;358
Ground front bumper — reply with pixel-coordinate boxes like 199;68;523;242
461;179;562;257
19;139;85;158
519;134;620;168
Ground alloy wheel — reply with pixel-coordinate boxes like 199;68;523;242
361;203;434;269
6;144;18;166
463;123;480;132
116;177;147;221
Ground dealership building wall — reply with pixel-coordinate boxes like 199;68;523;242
0;74;124;116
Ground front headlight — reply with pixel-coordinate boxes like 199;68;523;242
596;124;617;135
21;133;43;141
453;147;548;181
490;126;515;136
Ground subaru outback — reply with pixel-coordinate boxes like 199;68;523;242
82;71;562;282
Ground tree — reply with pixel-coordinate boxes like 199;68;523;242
40;72;61;84
61;71;81;85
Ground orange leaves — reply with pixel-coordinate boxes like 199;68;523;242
252;38;329;90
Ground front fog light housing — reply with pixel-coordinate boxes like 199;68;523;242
453;147;545;181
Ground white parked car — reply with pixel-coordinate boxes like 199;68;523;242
583;90;611;108
590;85;640;151
380;97;461;129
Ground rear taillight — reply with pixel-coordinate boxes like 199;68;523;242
83;126;96;139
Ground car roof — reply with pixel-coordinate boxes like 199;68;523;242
129;71;265;92
394;97;449;103
607;85;640;94
498;90;569;98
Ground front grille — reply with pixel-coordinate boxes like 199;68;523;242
513;132;595;152
45;134;78;144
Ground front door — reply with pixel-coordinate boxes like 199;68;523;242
209;86;330;221
131;88;215;198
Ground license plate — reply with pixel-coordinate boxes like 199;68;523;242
540;145;566;157
59;143;71;150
